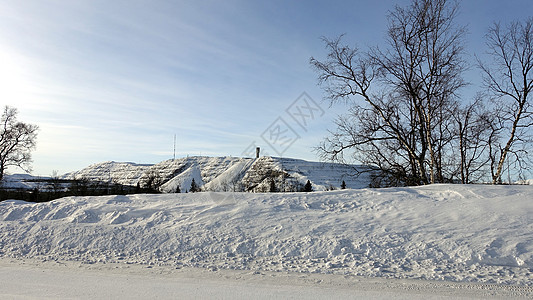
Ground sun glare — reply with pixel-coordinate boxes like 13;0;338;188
0;47;34;107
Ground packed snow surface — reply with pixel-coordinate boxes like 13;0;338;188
3;258;532;299
1;184;533;287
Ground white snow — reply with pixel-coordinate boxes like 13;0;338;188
2;258;532;299
160;164;204;193
1;184;533;297
0;173;50;190
60;156;371;192
201;158;255;192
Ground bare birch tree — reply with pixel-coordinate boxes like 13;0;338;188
479;18;533;184
311;0;466;185
452;95;493;183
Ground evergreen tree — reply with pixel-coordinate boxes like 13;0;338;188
190;178;199;193
175;185;181;193
304;180;313;192
341;180;346;189
269;178;277;193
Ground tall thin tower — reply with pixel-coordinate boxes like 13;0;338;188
173;134;176;160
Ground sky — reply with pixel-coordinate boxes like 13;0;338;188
0;0;532;176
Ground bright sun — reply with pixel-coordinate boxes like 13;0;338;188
0;47;34;107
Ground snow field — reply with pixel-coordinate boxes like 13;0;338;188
1;184;532;286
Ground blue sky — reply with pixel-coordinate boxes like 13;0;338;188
1;0;532;176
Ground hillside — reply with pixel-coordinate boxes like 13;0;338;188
61;156;371;193
0;174;47;190
1;184;532;287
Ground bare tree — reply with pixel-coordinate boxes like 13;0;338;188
453;95;493;183
0;106;39;182
311;0;466;186
69;176;91;196
49;170;63;195
479;18;533;184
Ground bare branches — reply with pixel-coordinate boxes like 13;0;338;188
310;36;376;106
480;18;533;183
0;106;39;182
452;95;493;183
312;1;533;186
312;0;468;186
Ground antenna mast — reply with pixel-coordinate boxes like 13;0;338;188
173;134;176;160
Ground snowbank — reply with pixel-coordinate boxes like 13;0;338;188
1;184;532;285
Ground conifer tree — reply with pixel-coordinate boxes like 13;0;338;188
190;178;199;193
341;180;346;189
304;180;313;192
269;178;277;192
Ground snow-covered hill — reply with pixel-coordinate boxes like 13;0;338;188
62;156;371;192
0;174;47;190
1;184;532;286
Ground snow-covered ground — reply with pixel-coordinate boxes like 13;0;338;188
2;258;532;299
1;184;533;298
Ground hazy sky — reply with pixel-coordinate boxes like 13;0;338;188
1;0;532;176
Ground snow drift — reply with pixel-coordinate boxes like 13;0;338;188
1;184;532;285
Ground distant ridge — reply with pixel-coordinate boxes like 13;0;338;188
61;156;372;192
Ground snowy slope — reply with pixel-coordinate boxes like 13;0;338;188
0;174;46;190
61;156;371;192
278;157;370;189
201;159;255;192
1;184;532;286
160;164;204;193
61;161;151;184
